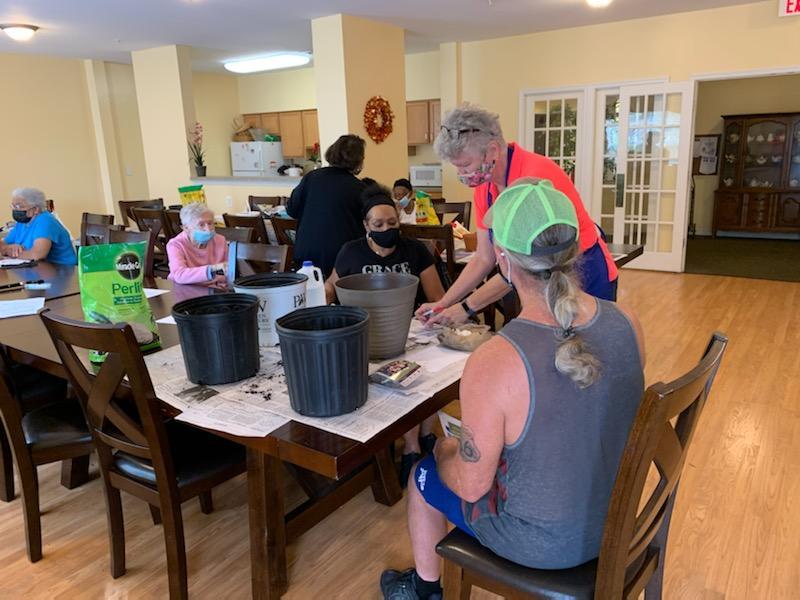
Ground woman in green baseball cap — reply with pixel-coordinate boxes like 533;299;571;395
381;179;645;599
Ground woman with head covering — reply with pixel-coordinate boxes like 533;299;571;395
166;202;228;288
416;104;618;328
1;188;76;265
287;134;368;277
380;179;645;600
326;184;445;483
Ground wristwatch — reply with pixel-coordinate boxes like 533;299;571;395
461;299;477;318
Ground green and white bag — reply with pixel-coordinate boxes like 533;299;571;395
78;242;161;362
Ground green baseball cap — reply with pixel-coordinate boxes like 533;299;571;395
484;179;579;256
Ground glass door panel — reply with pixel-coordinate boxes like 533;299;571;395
789;120;800;188
742;120;786;189
524;94;582;183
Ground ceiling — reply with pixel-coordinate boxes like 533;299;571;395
0;0;758;71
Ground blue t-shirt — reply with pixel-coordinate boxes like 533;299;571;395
5;212;77;265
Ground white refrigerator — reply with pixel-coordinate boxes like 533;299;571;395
231;142;284;177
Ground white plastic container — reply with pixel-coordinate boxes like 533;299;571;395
233;273;307;346
297;261;326;307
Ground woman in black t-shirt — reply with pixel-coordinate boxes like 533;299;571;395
324;186;445;306
325;185;445;485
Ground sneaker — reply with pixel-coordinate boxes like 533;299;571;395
399;452;421;489
380;568;442;600
419;433;437;455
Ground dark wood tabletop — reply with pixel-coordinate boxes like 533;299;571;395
0;262;80;300
607;243;644;269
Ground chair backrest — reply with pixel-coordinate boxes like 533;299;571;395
131;207;169;254
82;212;115;226
271;217;297;246
39;311;181;501
230;242;289;276
0;350;33;473
80;222;124;247
163;209;183;239
594;333;728;598
118;198;164;228
108;228;156;283
247;195;284;212
400;223;456;281
433;201;470;228
222;213;269;245
217;226;255;243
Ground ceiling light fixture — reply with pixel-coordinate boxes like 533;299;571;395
0;24;39;42
224;52;311;74
586;0;613;7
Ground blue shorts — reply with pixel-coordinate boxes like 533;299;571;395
414;455;475;536
579;241;618;301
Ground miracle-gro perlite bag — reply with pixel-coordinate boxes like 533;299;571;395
78;242;161;362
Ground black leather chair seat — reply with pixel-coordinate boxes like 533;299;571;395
112;421;245;489
436;528;598;600
10;363;68;409
22;401;91;451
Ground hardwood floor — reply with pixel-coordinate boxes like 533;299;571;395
0;270;797;599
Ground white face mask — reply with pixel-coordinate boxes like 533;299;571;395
397;194;411;209
499;251;513;288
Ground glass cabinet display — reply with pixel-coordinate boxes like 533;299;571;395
713;112;800;235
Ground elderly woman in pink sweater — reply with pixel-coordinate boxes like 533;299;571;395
166;202;228;288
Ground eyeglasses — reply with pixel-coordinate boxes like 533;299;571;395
440;126;484;140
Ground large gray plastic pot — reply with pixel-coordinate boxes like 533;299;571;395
276;306;369;417
334;272;419;359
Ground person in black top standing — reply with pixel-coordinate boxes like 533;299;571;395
287;134;367;276
326;184;445;486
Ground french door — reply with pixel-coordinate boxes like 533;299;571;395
606;82;695;271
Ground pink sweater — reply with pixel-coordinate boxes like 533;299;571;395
166;231;228;285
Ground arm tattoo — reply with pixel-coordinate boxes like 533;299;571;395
458;425;481;463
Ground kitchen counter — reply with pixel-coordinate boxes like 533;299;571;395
192;175;302;188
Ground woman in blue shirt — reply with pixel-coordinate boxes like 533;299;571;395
1;188;77;265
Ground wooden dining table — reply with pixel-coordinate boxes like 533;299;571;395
0;272;459;599
0;262;79;300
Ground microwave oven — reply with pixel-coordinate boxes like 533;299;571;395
410;164;443;188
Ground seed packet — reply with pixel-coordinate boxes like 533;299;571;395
78;242;160;363
369;359;423;388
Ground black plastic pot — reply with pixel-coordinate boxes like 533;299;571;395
276;306;369;417
172;293;260;385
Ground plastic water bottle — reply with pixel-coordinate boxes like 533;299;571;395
298;261;326;307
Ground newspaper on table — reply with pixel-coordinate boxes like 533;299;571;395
144;318;470;443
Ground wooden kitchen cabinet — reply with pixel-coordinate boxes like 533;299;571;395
261;113;280;136
407;101;431;145
301;110;319;149
242;114;262;129
279;111;305;157
429;100;441;144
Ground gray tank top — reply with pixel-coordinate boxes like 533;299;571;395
463;299;644;569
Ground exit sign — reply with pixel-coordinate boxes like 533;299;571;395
780;0;800;16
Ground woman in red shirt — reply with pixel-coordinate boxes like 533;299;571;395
417;104;617;326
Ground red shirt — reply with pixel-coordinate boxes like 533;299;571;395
473;143;617;281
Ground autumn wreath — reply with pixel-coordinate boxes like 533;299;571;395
363;96;394;144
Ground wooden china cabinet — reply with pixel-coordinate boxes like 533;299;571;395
713;112;800;236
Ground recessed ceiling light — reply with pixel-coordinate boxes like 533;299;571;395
586;0;613;7
224;52;311;74
0;24;39;42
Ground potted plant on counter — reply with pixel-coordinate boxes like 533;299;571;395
308;142;321;169
188;121;206;177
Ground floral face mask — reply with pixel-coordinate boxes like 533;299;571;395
458;157;495;187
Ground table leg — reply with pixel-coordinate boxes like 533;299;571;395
247;448;288;599
370;445;403;506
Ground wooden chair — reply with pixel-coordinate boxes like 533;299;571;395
0;349;93;562
247;195;284;213
222;213;270;245
118;198;164;229
436;333;729;600
433;201;471;227
80;222;123;247
271;217;297;267
229;241;289;277
400;223;456;283
108;229;156;284
40;311;247;600
130;207;170;278
217;226;255;243
163;209;183;239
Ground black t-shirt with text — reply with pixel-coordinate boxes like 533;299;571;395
334;236;435;306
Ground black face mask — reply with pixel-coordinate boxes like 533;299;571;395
12;210;31;224
369;228;400;248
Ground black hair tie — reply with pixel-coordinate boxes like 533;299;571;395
560;326;576;340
